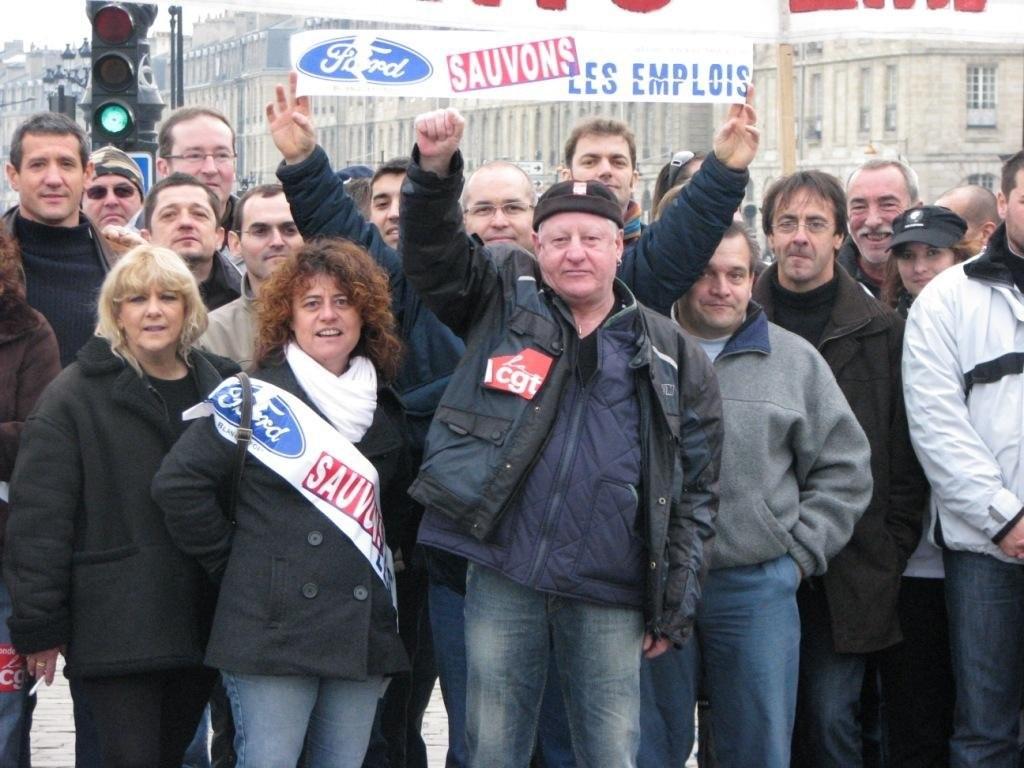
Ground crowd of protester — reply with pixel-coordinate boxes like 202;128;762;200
0;72;1023;768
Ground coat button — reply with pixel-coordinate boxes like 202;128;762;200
353;585;369;601
301;582;318;599
658;497;667;505
491;431;502;441
650;561;657;570
307;531;323;546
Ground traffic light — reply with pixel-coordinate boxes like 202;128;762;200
82;2;164;153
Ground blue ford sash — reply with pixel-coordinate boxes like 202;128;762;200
188;376;397;609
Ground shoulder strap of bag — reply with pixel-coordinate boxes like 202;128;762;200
229;372;253;522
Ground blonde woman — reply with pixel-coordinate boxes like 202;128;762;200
4;245;238;767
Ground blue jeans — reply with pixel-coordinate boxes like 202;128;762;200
0;580;30;767
182;705;212;768
944;549;1024;768
430;579;576;768
464;564;644;768
638;556;800;768
222;671;384;768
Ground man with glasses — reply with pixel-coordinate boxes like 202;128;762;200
156;107;238;255
751;171;927;767
82;145;144;231
201;184;303;367
461;161;537;251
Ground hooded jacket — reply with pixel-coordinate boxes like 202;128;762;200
903;223;1024;562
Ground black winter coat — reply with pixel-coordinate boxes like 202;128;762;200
152;362;411;680
753;264;927;654
4;337;238;677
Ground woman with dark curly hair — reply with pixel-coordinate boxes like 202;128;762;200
0;232;59;766
154;239;411;767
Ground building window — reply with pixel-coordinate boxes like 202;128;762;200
858;67;871;134
966;65;997;127
967;173;996;191
884;65;897;132
806;72;823;141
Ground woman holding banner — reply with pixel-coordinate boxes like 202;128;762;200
154;239;411;767
5;245;236;766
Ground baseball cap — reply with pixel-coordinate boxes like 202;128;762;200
889;206;967;250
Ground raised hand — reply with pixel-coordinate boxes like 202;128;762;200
713;83;759;171
414;108;465;177
267;71;316;165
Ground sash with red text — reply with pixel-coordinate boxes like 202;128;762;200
191;376;397;610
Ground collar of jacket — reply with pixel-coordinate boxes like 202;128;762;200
241;273;257;304
75;336;233;444
0;296;42;343
964;222;1018;289
753;262;876;344
718;302;770;359
837;237;882;295
255;358;406;457
543;276;639;335
2;204;116;272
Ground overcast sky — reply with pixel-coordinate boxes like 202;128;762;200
4;2;234;51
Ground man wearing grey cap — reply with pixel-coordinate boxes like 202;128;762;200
398;107;727;767
82;145;144;231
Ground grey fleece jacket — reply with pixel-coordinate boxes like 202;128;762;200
701;308;872;574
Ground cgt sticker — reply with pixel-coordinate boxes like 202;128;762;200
483;348;554;400
0;645;24;692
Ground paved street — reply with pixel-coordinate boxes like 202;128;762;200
29;660;451;767
29;661;697;766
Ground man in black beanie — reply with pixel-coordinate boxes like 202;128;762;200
400;107;725;767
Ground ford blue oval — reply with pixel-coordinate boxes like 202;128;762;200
297;36;433;85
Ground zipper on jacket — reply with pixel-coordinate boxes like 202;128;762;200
525;372;591;587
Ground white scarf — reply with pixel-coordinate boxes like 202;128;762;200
285;342;377;443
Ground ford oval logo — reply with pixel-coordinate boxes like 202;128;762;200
297;36;433;85
212;380;306;459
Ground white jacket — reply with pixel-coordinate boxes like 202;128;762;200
903;227;1024;564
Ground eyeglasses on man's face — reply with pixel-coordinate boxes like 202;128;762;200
464;202;533;219
163;151;236;166
772;217;834;235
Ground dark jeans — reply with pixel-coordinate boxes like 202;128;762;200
79;667;217;767
944;550;1024;768
363;552;436;768
878;576;954;768
792;581;895;768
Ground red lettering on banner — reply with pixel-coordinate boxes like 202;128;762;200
791;0;984;8
302;452;384;554
0;645;25;693
483;348;554;400
448;38;577;93
469;0;671;10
